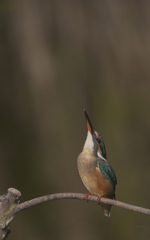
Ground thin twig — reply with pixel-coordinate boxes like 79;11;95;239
13;193;150;216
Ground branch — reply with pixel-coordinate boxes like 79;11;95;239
0;188;150;240
14;192;150;215
0;188;21;240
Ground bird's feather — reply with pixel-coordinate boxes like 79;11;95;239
97;159;117;197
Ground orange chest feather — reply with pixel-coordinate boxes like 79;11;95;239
77;152;114;198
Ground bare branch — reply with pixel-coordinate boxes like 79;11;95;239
14;192;150;216
0;188;150;240
0;188;21;240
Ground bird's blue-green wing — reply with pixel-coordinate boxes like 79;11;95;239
98;159;117;194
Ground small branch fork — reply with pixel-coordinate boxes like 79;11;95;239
0;188;150;239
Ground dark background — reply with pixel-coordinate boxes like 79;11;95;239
0;0;150;239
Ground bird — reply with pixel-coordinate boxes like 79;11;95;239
77;110;117;217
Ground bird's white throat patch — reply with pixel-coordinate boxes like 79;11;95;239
83;131;94;152
97;151;107;161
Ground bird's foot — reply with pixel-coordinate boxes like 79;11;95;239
85;193;91;202
97;195;104;205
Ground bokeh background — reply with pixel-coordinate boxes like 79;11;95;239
1;0;150;239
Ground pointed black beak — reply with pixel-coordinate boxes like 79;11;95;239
84;109;96;139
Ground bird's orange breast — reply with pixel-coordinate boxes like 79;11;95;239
77;151;114;198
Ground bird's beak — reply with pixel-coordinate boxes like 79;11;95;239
84;109;96;139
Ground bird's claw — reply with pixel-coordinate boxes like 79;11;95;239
85;193;91;202
97;195;104;205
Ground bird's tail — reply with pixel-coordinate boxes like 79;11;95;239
101;203;112;217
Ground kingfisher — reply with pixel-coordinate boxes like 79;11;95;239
77;110;117;217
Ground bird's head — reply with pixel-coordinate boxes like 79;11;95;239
83;109;107;161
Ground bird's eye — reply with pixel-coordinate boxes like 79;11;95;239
96;138;101;144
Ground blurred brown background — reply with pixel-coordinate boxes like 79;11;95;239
1;0;150;239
